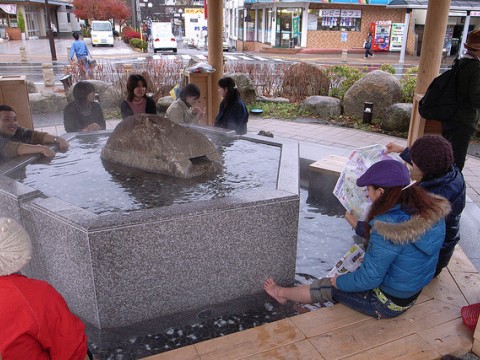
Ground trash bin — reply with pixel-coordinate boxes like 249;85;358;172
60;74;73;91
363;102;373;124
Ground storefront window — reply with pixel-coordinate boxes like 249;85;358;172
238;9;244;41
25;5;40;38
246;9;255;41
317;8;361;32
265;8;273;45
257;9;263;42
275;8;302;48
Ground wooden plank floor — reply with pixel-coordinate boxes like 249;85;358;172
142;246;479;360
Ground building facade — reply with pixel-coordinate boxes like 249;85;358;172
224;0;480;56
1;0;82;40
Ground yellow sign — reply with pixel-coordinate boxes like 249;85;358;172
185;8;204;15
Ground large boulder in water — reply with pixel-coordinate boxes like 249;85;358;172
101;114;222;178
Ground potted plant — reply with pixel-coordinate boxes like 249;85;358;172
17;10;26;40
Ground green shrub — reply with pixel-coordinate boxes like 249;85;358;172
247;102;310;119
400;66;418;103
379;63;396;75
130;38;148;51
17;11;25;33
81;27;91;38
328;65;365;100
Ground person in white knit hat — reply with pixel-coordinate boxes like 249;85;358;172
0;218;90;360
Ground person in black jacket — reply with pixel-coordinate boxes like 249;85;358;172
346;135;466;276
442;29;480;170
120;74;157;119
214;77;248;135
63;81;106;133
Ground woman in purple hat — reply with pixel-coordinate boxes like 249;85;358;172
264;160;450;319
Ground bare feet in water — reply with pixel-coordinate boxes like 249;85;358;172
264;277;288;304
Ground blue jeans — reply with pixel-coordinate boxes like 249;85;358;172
332;287;408;319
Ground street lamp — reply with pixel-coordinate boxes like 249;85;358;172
177;9;183;38
44;0;57;61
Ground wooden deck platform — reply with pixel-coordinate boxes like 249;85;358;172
142;246;480;359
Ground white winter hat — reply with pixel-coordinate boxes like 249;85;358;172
0;218;32;276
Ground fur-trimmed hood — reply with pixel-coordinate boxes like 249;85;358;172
372;193;451;251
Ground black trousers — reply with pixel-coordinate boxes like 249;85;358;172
442;121;474;171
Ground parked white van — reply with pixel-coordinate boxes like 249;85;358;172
91;20;114;47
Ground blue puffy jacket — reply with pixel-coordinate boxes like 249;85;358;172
337;196;450;299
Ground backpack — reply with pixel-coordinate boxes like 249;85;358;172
418;59;461;121
418;58;476;121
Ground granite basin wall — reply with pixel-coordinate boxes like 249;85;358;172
0;129;299;329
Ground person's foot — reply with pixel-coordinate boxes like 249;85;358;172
264;278;288;305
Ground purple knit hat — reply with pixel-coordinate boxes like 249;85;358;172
357;160;410;187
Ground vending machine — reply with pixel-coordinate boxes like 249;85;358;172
370;21;392;51
390;23;405;52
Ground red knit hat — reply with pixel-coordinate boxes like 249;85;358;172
410;135;453;176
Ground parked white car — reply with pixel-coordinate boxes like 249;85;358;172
152;33;177;53
223;39;230;51
91;20;114;47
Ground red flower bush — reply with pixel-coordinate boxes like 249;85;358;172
122;30;140;44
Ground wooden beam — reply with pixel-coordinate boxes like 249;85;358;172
407;0;451;146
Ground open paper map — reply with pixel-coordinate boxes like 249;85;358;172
333;144;402;220
326;244;365;278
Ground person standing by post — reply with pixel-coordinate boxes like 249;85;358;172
364;33;374;59
441;29;480;171
69;31;91;80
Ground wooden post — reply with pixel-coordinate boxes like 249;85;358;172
407;0;451;146
207;0;224;125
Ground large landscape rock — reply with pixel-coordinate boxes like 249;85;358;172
27;81;38;94
156;96;174;113
226;73;257;104
381;103;412;132
300;96;341;118
343;70;403;121
67;80;121;112
29;91;67;114
101;114;222;178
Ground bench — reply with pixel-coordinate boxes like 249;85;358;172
308;155;348;213
309;155;348;176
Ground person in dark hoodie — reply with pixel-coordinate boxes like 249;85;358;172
384;135;465;276
265;160;450;319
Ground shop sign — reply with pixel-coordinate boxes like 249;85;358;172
321;9;340;17
185;8;204;14
341;9;361;18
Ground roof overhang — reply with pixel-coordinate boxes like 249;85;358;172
387;0;480;11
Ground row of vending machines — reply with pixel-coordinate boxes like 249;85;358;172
369;21;405;52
